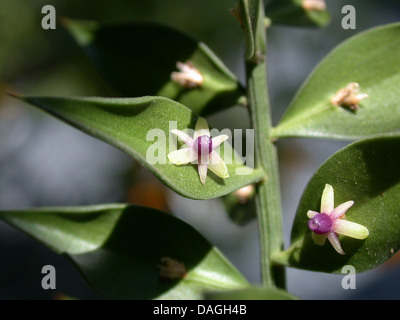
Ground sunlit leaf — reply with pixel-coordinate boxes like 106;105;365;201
205;286;298;300
13;94;264;200
0;204;249;299
274;135;400;273
63;19;245;115
272;23;400;140
265;0;330;27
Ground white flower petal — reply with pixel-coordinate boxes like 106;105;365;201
327;231;345;255
198;164;208;185
194;117;210;139
168;148;196;165
320;184;334;213
333;219;369;239
311;232;327;246
208;151;229;179
171;129;193;146
211;135;229;149
330;201;354;220
307;210;319;219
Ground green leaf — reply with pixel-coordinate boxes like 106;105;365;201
272;23;400;140
205;286;298;300
0;204;249;299
14;95;264;200
265;0;330;27
275;134;400;273
239;0;261;60
63;19;244;116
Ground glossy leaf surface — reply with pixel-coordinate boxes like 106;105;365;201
205;286;298;300
272;23;400;140
64;20;245;115
0;204;249;299
276;135;400;273
265;0;330;27
16;95;264;200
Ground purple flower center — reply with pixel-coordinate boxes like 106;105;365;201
308;213;333;234
194;135;212;157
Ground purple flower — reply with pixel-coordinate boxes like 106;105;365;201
307;184;369;255
168;117;229;185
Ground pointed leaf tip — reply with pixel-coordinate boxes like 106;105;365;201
19;95;265;200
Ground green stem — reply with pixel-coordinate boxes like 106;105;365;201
244;0;285;288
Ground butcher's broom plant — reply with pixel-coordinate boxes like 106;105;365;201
3;0;400;299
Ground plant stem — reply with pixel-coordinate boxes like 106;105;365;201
244;0;285;288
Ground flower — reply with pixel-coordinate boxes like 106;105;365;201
331;82;368;111
302;0;326;11
233;184;255;204
307;184;369;255
170;61;203;88
158;257;187;280
168;117;229;185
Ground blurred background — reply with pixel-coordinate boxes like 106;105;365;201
1;0;400;299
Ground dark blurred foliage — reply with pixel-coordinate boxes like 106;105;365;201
0;0;242;85
0;0;242;300
0;0;400;299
